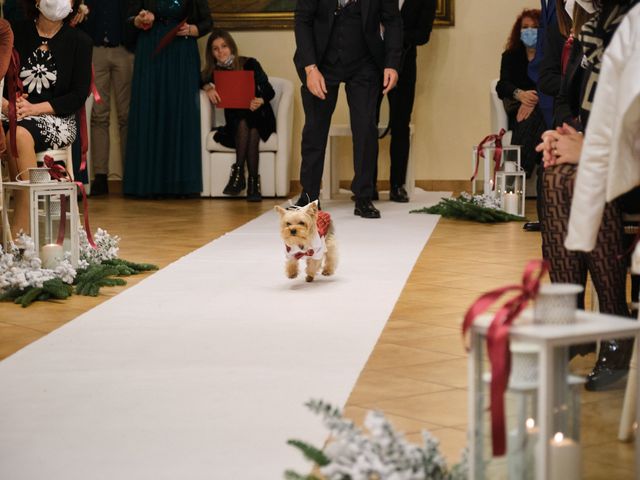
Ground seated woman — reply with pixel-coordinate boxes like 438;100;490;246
201;29;276;202
2;0;92;234
496;8;546;177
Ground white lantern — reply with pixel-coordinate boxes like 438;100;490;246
495;169;526;217
471;144;521;196
468;308;640;480
2;180;79;268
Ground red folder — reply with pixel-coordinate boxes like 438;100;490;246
214;70;255;109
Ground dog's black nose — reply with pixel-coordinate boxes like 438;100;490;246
290;228;297;235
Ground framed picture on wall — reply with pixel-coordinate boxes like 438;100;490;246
209;0;455;30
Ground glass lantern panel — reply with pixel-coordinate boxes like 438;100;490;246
36;191;72;269
496;172;525;217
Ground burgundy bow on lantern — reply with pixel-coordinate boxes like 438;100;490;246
42;155;97;249
461;259;549;457
470;128;506;191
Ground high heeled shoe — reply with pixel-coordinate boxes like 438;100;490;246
223;164;245;196
585;339;633;391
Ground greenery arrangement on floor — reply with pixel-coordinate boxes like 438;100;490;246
411;193;526;223
0;229;158;307
286;399;468;480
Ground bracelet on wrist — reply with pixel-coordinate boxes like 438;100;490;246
513;88;522;100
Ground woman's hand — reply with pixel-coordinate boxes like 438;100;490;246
69;4;89;27
536;129;561;167
536;124;583;167
249;97;264;111
16;96;42;120
2;98;9;117
517;89;538;107
134;10;155;30
177;23;198;37
205;86;221;105
516;103;534;122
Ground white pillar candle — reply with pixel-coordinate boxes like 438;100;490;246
503;192;519;215
40;243;63;269
523;418;538;480
550;432;581;480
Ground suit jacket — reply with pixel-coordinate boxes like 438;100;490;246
82;0;134;51
401;0;436;48
125;0;213;48
293;0;402;81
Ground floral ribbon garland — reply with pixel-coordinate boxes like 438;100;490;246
470;128;506;191
43;155;96;248
461;259;549;456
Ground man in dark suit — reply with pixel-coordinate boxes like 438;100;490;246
80;0;134;196
377;0;436;203
293;0;402;218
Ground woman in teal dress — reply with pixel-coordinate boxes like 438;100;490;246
124;0;212;197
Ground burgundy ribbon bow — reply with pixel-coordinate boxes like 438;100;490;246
285;245;315;260
470;128;506;190
561;35;575;75
7;48;24;159
461;259;549;457
43;155;96;248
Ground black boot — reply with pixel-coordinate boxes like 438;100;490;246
91;174;108;196
223;164;245;196
246;175;262;202
585;339;633;391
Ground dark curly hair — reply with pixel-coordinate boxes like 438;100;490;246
21;0;82;21
504;8;541;52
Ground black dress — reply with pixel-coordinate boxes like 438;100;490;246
496;45;546;175
207;57;276;149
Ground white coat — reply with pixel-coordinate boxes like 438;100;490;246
565;3;640;252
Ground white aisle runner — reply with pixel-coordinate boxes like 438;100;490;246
0;191;444;480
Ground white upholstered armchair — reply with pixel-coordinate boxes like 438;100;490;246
200;76;293;197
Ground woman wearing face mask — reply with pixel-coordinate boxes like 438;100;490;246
123;0;212;198
2;0;92;234
496;9;547;177
201;29;275;202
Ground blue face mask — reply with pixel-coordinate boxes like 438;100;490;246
520;28;538;48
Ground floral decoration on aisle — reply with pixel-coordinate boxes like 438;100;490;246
0;228;157;307
285;399;468;480
411;192;526;223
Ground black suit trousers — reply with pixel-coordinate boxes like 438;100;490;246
387;46;417;187
299;57;381;200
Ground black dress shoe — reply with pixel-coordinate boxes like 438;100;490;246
585;339;633;391
354;198;381;218
389;186;409;203
91;174;108;196
523;221;541;232
289;193;320;210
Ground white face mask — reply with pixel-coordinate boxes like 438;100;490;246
37;0;73;22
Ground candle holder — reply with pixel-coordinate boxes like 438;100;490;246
534;283;583;325
471;145;521;196
468;309;640;480
2;181;79;268
495;169;526;217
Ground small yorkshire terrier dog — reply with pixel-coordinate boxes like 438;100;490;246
275;201;338;282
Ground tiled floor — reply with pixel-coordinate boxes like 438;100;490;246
0;195;635;478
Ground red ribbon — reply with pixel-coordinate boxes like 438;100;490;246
461;259;549;457
6;48;24;159
470;128;506;191
561;35;575;75
152;18;187;57
43;155;96;248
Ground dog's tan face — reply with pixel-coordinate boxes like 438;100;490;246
275;201;318;248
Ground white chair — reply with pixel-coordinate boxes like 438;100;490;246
200;76;293;197
489;78;513;146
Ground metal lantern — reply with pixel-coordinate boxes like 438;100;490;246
2;180;79;268
468;309;640;480
471;145;521;196
495;169;526;217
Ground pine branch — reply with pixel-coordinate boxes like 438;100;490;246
283;470;323;480
103;258;158;275
287;439;331;467
75;264;127;296
411;195;526;223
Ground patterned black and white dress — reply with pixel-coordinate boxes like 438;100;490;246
4;42;77;152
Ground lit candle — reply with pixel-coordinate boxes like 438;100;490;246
40;243;63;269
523;418;539;480
550;432;581;480
503;192;519;215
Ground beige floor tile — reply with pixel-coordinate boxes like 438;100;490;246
347;368;453;404
398;334;468;357
359;389;468;427
380;358;469;389
365;343;461;370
